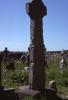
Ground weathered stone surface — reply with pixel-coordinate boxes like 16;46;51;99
18;86;40;96
26;0;47;92
3;47;8;65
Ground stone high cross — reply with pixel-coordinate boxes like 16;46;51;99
26;0;47;92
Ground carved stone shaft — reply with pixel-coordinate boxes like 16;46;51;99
26;0;47;92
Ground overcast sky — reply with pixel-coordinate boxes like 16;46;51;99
0;0;68;51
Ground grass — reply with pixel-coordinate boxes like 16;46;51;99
2;61;28;88
1;59;68;97
46;59;68;95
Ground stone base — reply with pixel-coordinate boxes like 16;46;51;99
18;86;68;100
18;85;40;97
0;87;19;100
18;85;41;100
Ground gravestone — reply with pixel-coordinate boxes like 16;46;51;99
26;0;47;92
3;48;15;70
3;47;8;65
49;80;57;93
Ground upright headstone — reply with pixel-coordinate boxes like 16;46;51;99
26;0;47;92
3;47;8;65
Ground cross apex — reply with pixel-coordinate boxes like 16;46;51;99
26;1;47;19
32;0;42;1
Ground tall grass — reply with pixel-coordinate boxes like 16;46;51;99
2;61;28;88
1;60;68;95
46;59;68;94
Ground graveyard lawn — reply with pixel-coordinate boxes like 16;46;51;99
46;59;68;96
2;61;28;89
1;59;68;97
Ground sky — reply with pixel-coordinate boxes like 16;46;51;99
0;0;68;51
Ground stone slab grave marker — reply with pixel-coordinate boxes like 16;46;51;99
26;0;47;92
3;47;15;70
3;47;8;65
